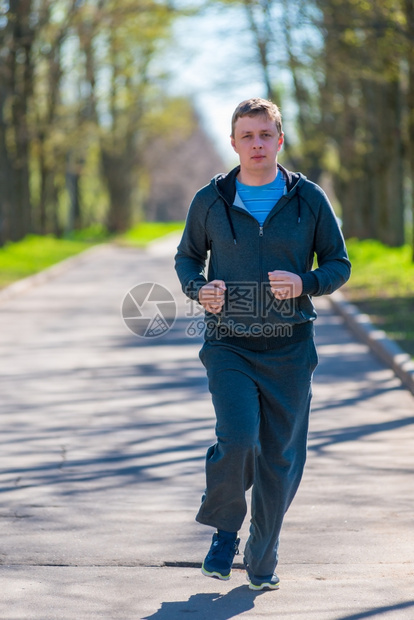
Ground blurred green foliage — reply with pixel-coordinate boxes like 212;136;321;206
0;235;94;288
346;240;414;299
0;222;184;289
116;222;184;247
344;239;414;356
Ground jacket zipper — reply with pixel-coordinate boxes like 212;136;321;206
258;223;268;348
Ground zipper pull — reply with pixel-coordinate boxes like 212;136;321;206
259;226;263;237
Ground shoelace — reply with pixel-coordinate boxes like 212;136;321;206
211;537;240;561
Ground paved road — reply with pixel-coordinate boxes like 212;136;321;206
0;237;413;619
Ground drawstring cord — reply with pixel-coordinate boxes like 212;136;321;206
224;203;237;244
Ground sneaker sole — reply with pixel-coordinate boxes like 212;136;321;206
246;572;280;590
248;580;280;591
201;565;231;581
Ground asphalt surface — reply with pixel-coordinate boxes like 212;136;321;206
0;235;413;620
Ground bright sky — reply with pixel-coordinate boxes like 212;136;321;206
167;4;269;166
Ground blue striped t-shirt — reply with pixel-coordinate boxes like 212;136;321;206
235;172;286;226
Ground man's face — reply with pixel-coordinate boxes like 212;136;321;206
231;114;284;180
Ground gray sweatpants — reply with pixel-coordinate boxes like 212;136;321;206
197;337;318;577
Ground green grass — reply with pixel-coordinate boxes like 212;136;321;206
116;221;184;246
343;239;414;357
0;222;185;289
0;234;95;289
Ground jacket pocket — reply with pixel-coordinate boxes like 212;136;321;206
297;295;317;321
307;338;319;372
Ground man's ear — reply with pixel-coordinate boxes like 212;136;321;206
230;135;237;153
277;132;285;152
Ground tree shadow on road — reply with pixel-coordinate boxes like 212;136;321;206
309;303;414;455
2;303;414;501
335;600;414;619
308;414;414;455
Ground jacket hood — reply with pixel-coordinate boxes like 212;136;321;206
211;164;307;244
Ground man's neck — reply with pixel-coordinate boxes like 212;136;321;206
237;164;278;186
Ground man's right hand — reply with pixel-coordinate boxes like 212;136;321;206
198;280;226;314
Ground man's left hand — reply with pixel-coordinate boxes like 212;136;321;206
268;270;303;299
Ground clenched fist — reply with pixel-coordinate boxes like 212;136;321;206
268;270;303;299
198;280;226;314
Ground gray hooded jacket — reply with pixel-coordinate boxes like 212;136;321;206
175;164;351;351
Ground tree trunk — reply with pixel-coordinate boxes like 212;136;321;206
101;149;134;233
10;0;34;239
0;85;13;245
404;0;414;259
0;0;34;242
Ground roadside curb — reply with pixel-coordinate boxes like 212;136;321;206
0;243;111;306
329;290;414;397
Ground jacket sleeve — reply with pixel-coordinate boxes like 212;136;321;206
300;185;351;296
174;190;210;301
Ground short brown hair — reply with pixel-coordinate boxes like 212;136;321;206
231;98;283;138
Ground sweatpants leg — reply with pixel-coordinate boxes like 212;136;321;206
196;343;261;532
244;338;317;576
197;338;318;576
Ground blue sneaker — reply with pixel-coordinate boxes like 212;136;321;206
244;558;280;590
201;531;240;580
